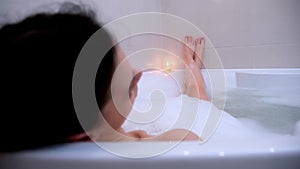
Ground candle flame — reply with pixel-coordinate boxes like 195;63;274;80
164;61;173;72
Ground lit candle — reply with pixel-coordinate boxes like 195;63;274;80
164;61;173;72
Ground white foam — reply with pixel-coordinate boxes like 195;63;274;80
123;69;300;139
123;95;290;141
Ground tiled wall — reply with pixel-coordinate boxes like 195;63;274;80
0;0;162;67
161;0;300;68
0;0;161;24
1;0;299;68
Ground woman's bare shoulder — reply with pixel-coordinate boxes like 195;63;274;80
126;130;153;139
154;129;200;141
125;128;200;141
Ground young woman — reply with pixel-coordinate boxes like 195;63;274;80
0;5;208;152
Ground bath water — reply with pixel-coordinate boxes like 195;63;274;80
214;88;300;135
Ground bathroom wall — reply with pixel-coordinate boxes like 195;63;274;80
161;0;300;68
0;0;161;24
0;0;162;60
1;0;299;68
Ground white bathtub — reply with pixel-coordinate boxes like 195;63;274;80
1;69;300;169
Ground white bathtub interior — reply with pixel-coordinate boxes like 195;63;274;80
214;69;300;135
1;68;300;169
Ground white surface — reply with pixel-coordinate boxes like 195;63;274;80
161;0;300;68
124;95;280;139
1;138;300;169
123;69;300;136
137;70;183;98
162;0;300;46
1;0;299;68
1;69;300;169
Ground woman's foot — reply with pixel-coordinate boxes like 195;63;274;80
194;37;205;69
184;36;195;66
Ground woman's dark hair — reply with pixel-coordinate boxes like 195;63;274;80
0;6;115;152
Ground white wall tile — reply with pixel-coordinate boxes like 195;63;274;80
120;34;163;58
161;0;213;40
94;0;161;24
251;44;300;68
215;47;253;69
215;44;300;68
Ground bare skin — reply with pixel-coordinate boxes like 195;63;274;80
81;36;209;142
184;36;209;101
